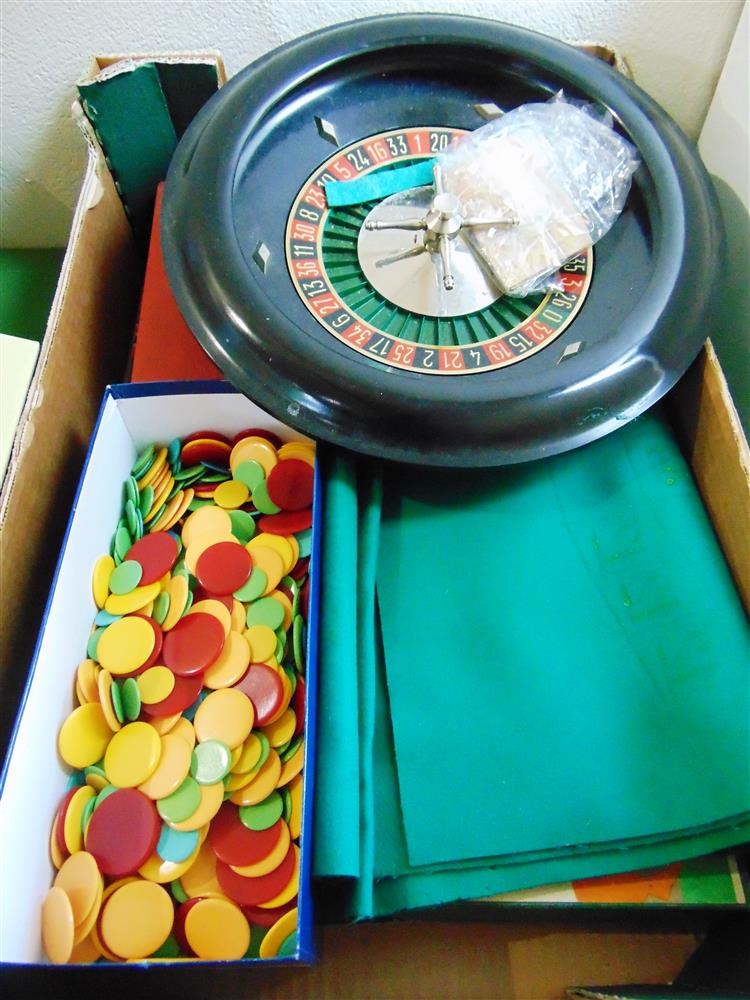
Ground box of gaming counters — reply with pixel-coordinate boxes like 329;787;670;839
0;381;320;968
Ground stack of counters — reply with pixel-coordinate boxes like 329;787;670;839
43;429;313;964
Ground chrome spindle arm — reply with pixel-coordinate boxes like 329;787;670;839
376;243;428;268
366;166;522;290
438;235;455;290
365;218;426;232
462;216;519;229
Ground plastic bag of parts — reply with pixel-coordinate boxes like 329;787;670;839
438;96;640;297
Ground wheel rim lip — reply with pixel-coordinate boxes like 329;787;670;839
162;14;723;466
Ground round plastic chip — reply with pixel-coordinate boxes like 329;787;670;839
58;703;113;769
85;788;161;877
233;663;284;727
125;532;179;585
108;559;143;596
239;791;284;832
266;460;314;512
96;616;155;676
194;688;255;748
104;722;162;788
183;897;250;961
156;776;202;824
41;887;75;964
99;880;174;960
162;612;226;676
190;739;232;784
196;541;253;595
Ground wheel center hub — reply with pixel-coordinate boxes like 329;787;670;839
357;188;504;318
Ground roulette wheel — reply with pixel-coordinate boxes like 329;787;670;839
161;15;722;466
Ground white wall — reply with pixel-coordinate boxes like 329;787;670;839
0;0;744;247
699;2;749;210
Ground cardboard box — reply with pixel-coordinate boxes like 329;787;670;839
0;381;319;966
0;50;227;751
0;109;140;752
0;47;747;994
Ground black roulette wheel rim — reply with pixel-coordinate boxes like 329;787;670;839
161;14;723;466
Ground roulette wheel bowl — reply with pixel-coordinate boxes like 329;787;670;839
162;14;724;467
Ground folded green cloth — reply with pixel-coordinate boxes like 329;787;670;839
313;450;360;878
352;463;383;916
377;409;749;872
368;609;750;917
314;408;750;918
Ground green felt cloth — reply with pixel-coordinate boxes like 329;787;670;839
376;409;750;872
313;450;361;878
368;602;750;916
314;411;749;918
351;463;383;916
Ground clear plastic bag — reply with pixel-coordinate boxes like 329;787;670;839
439;95;640;296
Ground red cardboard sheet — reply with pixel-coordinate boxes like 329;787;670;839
131;184;222;382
